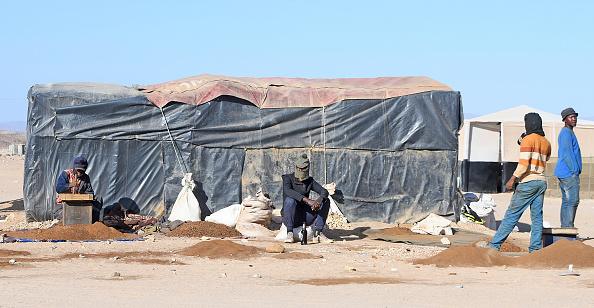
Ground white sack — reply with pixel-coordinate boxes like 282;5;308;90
235;222;275;238
237;191;273;226
205;203;243;227
168;173;201;222
411;213;453;235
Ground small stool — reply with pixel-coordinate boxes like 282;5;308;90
542;227;578;247
59;194;94;225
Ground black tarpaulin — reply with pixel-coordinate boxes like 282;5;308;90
25;80;462;223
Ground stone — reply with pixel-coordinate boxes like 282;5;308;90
265;243;285;253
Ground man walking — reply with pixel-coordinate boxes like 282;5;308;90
489;113;551;252
554;107;582;228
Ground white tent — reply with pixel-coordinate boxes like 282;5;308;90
460;105;594;163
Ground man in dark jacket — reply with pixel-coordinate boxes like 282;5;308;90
56;156;94;195
281;153;330;243
56;156;100;221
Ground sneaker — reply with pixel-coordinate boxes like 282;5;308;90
314;230;333;244
284;232;295;243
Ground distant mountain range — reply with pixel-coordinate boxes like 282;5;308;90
0;121;26;132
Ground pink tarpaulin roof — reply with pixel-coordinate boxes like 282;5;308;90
141;74;452;108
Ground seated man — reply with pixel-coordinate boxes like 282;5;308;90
56;156;101;221
281;154;330;243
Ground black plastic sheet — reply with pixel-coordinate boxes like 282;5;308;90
25;83;462;223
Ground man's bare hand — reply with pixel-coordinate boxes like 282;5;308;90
505;176;517;191
303;197;321;211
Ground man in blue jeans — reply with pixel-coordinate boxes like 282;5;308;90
554;107;582;228
281;154;330;243
489;113;551;252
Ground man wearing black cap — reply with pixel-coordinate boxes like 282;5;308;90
554;107;582;228
56;156;94;195
56;155;99;220
281;153;330;243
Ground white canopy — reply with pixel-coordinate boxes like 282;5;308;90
460;105;594;162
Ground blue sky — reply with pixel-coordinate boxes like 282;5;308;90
1;0;592;125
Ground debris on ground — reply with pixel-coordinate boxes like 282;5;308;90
265;243;285;253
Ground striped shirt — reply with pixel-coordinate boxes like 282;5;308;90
513;133;551;183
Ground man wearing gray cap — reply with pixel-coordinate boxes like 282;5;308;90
554;107;582;228
281;153;330;243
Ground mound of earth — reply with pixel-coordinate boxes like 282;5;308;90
178;240;261;259
514;240;594;268
414;246;510;267
167;221;242;238
6;222;138;241
414;240;594;268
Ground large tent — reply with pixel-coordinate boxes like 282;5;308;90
459;105;594;195
25;74;463;223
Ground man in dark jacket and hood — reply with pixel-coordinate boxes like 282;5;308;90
56;155;100;221
489;113;551;253
281;154;330;243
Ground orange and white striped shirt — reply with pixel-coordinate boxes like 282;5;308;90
513;133;551;183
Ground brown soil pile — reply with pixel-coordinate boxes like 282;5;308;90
478;238;524;252
167;221;242;238
376;227;414;236
178;240;262;259
294;277;402;285
0;249;31;257
514;240;594;268
414;246;511;268
273;252;323;260
6;222;138;241
499;241;524;253
414;240;594;268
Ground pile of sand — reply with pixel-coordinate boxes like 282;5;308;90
6;222;138;241
167;221;242;238
376;227;415;236
178;240;261;259
414;240;594;268
414;246;510;267
514;240;594;268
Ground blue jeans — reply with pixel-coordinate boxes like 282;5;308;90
281;197;330;232
489;180;547;253
559;175;580;228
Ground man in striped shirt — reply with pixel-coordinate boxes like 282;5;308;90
489;113;551;253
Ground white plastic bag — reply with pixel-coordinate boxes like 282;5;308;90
205;204;243;227
168;173;201;222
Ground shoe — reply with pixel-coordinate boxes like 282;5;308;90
314;230;333;244
284;232;295;243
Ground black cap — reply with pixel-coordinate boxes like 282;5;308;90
561;107;578;120
73;156;88;171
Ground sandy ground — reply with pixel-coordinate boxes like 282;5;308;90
2;155;594;307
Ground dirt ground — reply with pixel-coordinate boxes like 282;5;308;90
2;155;594;307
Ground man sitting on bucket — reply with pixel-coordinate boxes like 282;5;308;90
282;154;330;243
